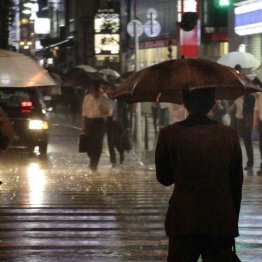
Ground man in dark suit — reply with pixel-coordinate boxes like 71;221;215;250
155;88;243;261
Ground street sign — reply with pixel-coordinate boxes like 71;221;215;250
146;8;158;20
127;19;144;37
144;20;161;37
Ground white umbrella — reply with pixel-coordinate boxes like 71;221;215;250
217;51;260;69
76;64;97;72
99;68;120;79
254;64;262;82
0;49;55;87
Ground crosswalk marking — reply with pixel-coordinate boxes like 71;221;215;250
0;150;262;261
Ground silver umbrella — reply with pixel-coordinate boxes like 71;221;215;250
0;49;55;87
217;51;260;69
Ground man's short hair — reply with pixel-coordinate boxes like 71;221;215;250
182;88;215;114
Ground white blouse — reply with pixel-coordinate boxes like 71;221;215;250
82;93;113;118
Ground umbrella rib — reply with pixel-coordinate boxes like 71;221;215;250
131;78;139;94
156;92;162;102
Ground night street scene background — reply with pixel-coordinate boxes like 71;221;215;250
0;0;262;261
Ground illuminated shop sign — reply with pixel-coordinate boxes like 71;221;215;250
95;34;120;54
34;18;51;34
177;0;198;21
94;13;120;55
234;1;262;35
95;13;120;33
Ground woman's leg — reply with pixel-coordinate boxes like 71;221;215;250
87;119;105;171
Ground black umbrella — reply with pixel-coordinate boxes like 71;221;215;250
62;68;108;88
111;58;261;104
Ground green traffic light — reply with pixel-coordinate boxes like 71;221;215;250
218;0;230;7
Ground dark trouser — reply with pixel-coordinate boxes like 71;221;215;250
167;236;234;262
258;120;262;167
106;117;124;164
236;118;253;166
151;105;159;132
85;118;106;171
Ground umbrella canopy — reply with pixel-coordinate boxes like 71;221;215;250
62;67;110;88
217;51;260;69
254;64;262;82
99;68;120;79
76;64;97;72
110;58;261;104
0;49;55;87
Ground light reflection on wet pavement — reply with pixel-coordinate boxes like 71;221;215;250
0;150;169;261
0;121;261;261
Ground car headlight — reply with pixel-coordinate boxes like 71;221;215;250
28;120;49;130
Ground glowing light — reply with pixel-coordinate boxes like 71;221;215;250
28;120;49;130
234;2;262;35
27;163;46;207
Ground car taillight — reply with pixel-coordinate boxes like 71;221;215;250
20;101;33;112
20;101;33;107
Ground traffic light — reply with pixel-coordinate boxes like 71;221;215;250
214;0;231;8
180;12;198;31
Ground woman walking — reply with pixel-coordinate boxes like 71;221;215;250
81;82;113;172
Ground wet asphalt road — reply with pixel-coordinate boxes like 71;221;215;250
0;116;261;261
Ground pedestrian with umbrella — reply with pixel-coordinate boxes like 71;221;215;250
111;58;260;261
156;88;242;261
81;81;113;173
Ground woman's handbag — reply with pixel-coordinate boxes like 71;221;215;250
78;132;89;153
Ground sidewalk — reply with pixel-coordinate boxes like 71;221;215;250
49;104;262;174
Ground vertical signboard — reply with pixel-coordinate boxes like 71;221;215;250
179;0;199;57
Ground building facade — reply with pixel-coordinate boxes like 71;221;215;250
7;0;237;74
228;0;262;64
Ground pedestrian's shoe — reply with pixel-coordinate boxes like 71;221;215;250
89;163;98;173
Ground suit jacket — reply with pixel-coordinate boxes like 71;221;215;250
155;114;243;237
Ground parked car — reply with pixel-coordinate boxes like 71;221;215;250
0;87;50;155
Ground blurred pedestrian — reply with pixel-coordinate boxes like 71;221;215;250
228;65;255;170
208;100;227;122
0;106;14;185
229;94;255;170
155;88;243;262
0;106;14;151
159;102;170;128
106;99;129;166
81;82;112;172
151;102;159;133
70;88;82;121
253;92;262;172
169;103;187;124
